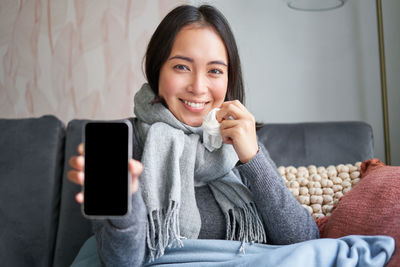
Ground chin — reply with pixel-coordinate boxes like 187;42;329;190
182;118;202;127
186;121;202;127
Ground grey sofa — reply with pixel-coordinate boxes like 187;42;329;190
0;115;374;267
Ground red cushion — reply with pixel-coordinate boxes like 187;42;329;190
316;159;400;267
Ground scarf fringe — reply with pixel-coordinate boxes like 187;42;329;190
146;200;184;262
225;202;267;245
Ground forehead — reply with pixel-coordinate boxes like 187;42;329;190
170;25;228;61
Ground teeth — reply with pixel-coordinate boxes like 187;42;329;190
183;100;205;108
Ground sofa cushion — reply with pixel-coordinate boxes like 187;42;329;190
257;122;374;167
277;162;362;219
0;115;65;267
316;159;400;267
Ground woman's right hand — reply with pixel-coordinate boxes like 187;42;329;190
67;143;143;204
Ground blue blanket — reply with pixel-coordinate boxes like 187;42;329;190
72;235;394;267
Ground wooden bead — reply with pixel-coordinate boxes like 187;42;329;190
298;178;309;186
322;195;333;204
336;164;349;173
338;172;350;180
302;204;313;215
313;181;321;188
309;188;317;195
332;177;343;185
322;204;333;214
327;169;337;178
332;185;343;192
286;166;297;174
349;165;358;172
341;181;352;188
317;167;327;174
311;204;322;213
343;187;352;194
323;188;334;195
311;195;323;204
334;191;344;199
350;171;360;179
312;213;325;219
299;186;309;195
278;166;286;176
289;181;299;188
287;173;296;181
310;174;322;182
313;188;323;195
289;188;299;197
299;195;310;205
320;178;328;187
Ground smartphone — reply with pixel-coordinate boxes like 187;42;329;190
82;120;132;219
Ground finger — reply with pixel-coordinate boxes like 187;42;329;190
216;102;245;122
129;159;144;178
131;174;139;194
67;169;84;185
219;118;240;131
220;127;239;145
78;143;84;155
69;155;84;171
75;192;83;204
220;100;246;113
129;159;143;194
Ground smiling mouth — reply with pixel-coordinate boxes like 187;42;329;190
180;99;209;109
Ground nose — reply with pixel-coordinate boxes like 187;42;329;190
188;72;208;95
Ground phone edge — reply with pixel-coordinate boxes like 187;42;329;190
81;119;133;220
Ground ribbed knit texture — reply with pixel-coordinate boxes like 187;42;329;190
133;84;266;261
91;120;319;266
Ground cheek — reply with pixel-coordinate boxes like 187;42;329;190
212;79;228;105
159;68;178;100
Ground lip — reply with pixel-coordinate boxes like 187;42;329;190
179;98;210;112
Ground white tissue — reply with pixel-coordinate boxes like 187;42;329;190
202;108;223;152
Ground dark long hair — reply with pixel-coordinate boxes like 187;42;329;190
145;5;245;104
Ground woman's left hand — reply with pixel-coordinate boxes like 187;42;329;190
216;100;258;163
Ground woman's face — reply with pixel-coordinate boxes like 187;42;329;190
158;25;228;127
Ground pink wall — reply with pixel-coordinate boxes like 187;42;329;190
0;0;188;123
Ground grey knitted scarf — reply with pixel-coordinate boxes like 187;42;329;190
134;83;266;261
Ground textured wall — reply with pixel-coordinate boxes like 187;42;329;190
0;0;188;123
1;0;399;164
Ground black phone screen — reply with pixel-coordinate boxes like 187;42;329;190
83;121;131;217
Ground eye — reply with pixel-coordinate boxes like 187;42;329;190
209;68;223;75
173;64;190;71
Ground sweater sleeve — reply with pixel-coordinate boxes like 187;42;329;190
236;144;319;245
91;187;148;267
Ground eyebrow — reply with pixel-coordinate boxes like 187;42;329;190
169;55;227;67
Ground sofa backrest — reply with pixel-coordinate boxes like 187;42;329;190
54;118;375;267
0;115;375;267
257;121;374;167
0;115;65;267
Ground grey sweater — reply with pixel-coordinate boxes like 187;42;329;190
92;121;319;266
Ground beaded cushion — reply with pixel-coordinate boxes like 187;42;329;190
278;162;362;219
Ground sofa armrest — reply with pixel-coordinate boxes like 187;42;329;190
0;115;65;267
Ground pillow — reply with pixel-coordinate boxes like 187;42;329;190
278;162;362;219
316;159;400;267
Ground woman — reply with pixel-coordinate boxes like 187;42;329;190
68;4;319;266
